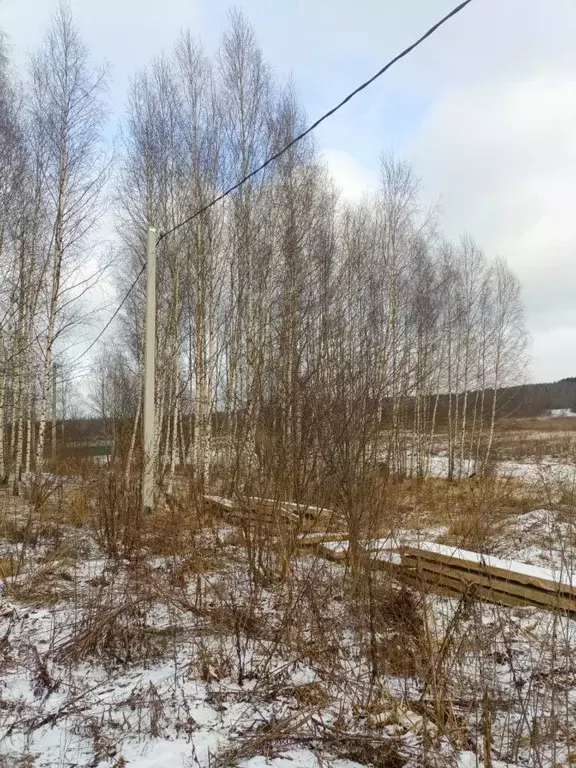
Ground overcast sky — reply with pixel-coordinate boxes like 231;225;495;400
2;0;576;383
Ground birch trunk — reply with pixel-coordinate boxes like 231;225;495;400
125;387;142;483
167;395;179;495
0;330;5;481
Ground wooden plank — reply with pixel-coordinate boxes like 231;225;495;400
351;553;507;603
249;497;335;524
204;495;301;526
400;544;576;598
204;495;236;512
402;556;576;614
233;510;297;527
402;550;571;605
388;567;469;600
203;502;576;615
403;566;537;610
297;533;349;548
316;542;349;563
205;494;341;531
251;496;335;518
309;537;576;614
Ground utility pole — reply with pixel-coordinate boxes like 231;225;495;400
142;226;156;513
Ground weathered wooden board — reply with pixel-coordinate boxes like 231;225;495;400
400;567;537;610
308;534;576;615
204;495;576;615
204;495;304;526
400;543;576;598
401;555;576;614
250;497;336;521
297;532;350;548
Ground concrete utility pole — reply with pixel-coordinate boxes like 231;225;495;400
142;226;156;513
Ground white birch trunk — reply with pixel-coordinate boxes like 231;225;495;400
0;331;5;481
125;387;142;483
167;395;179;495
36;347;53;473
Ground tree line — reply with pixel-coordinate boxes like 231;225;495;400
0;4;528;501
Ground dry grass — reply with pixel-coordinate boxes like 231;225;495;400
490;418;576;462
4;560;77;605
360;474;541;553
509;417;576;432
0;555;20;579
2;457;576;766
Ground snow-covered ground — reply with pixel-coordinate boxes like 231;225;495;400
1;557;553;768
2;556;566;768
544;409;576;418
3;487;576;766
0;549;469;768
423;454;576;486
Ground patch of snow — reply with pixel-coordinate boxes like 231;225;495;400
424;454;576;486
240;750;321;768
371;550;403;565
457;751;523;768
544;408;576;418
287;663;319;686
239;751;366;768
513;508;558;533
120;736;220;767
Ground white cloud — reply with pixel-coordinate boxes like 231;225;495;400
409;76;576;348
532;327;576;383
320;149;378;203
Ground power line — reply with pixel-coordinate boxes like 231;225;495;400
158;0;474;243
67;264;145;368
70;0;474;366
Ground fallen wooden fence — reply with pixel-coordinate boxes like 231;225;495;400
201;497;576;615
204;495;298;525
400;542;576;615
203;495;338;529
307;536;576;616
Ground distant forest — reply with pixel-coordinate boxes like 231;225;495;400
486;377;576;419
406;377;576;425
57;377;576;454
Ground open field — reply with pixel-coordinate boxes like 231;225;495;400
2;420;576;768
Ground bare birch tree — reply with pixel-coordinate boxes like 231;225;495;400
29;2;108;471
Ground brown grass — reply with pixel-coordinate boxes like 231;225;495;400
2;453;576;766
508;416;576;432
0;555;20;579
361;475;540;553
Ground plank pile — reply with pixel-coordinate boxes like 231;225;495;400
201;496;576;615
399;542;576;615
204;495;338;530
307;536;576;616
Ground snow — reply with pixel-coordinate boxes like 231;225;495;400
121;735;223;767
457;752;523;768
545;408;576;418
239;750;354;768
424;454;576;486
4;483;576;767
320;539;403;565
371;550;403;565
321;538;397;553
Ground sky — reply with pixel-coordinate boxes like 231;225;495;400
1;0;576;383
